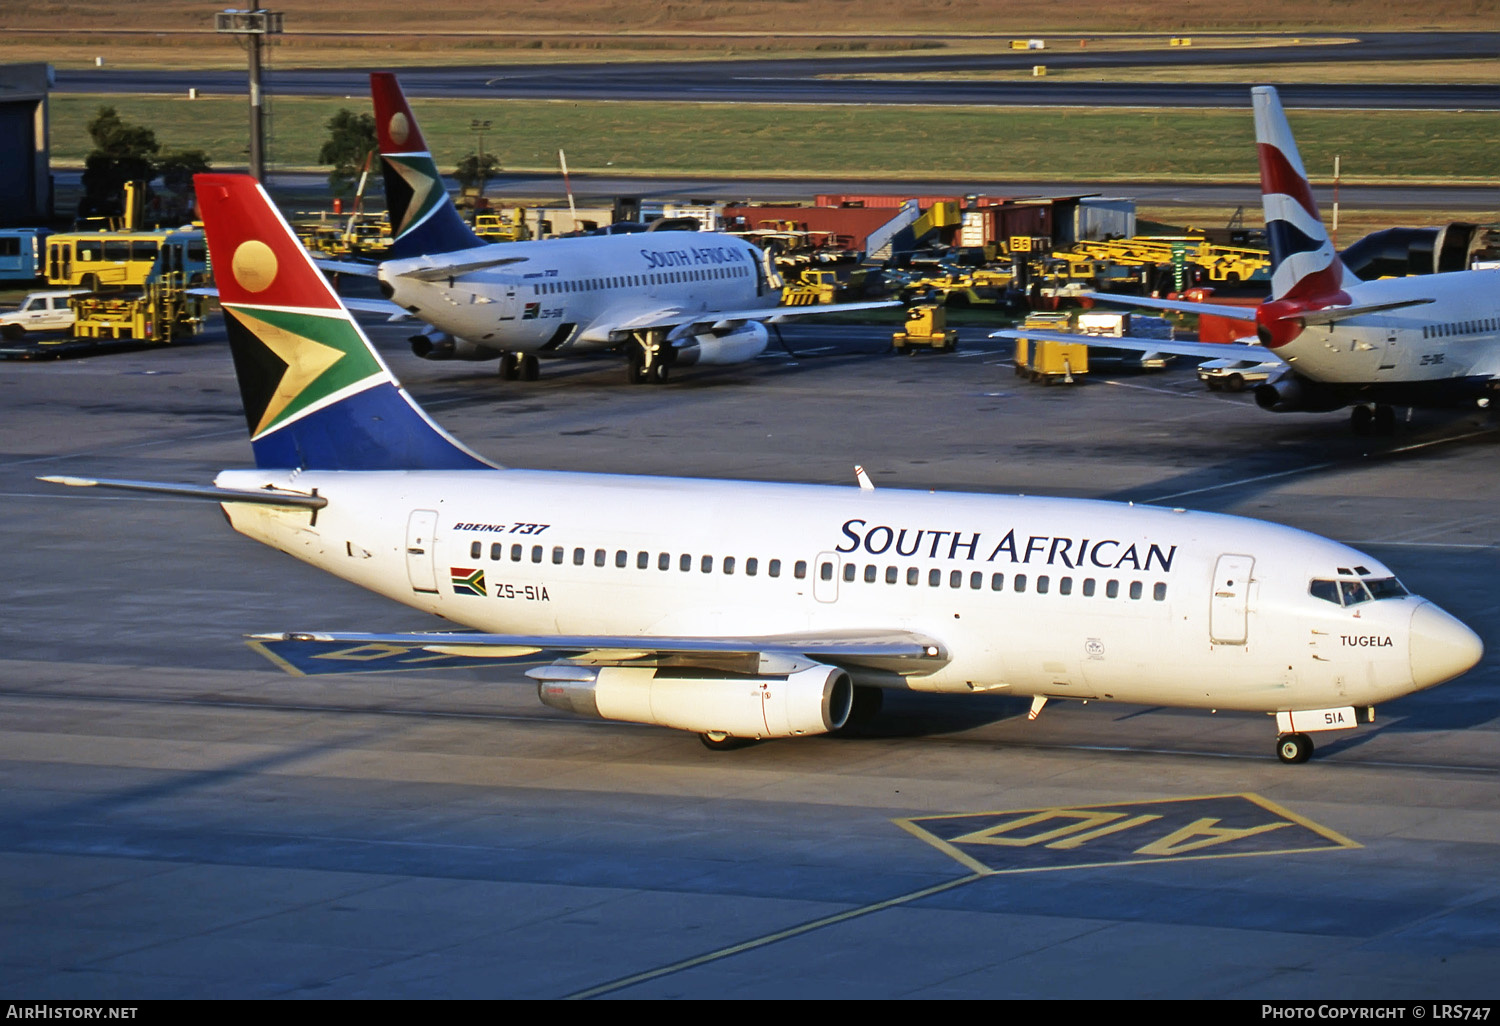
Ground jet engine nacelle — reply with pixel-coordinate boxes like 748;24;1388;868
534;661;853;738
409;328;504;362
1253;373;1347;414
672;322;770;366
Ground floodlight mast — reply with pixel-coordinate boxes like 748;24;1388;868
214;9;284;182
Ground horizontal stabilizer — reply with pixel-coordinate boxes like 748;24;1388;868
1296;296;1436;325
1080;292;1259;322
339;296;410;318
312;258;380;278
39;475;327;509
988;328;1271;362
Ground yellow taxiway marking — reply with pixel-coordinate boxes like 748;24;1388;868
897;792;1359;876
565;871;987;1000
566;792;1356;998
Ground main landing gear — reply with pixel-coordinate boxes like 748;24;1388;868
1275;732;1314;764
626;335;673;385
699;730;755;751
1350;403;1396;436
498;351;540;381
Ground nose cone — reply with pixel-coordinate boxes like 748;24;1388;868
1409;602;1484;690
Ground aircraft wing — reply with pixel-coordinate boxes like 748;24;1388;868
595;300;899;341
384;254;532;282
988;328;1273;362
247;627;949;677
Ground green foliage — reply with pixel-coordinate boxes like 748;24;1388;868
318;109;378;197
79;105;159;216
454;151;501;193
156;149;212;221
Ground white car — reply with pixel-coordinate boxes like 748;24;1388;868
0;291;85;340
1197;357;1281;393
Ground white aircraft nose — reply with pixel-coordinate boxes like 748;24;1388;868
1409;602;1484;690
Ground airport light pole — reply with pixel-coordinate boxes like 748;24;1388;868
215;9;284;182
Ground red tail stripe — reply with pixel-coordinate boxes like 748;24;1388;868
371;72;429;153
1256;143;1320;223
194;175;342;311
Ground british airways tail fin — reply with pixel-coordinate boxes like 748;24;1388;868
193;174;495;471
1253;86;1351;302
371;72;486;260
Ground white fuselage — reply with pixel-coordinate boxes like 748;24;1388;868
1281;268;1500;388
216;467;1449;715
379;232;775;353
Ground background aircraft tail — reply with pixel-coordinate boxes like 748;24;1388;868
370;72;486;260
193;173;494;471
1253;86;1349;302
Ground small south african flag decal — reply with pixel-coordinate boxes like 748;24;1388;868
450;567;486;596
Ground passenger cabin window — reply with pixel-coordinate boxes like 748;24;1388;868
470;541;481;559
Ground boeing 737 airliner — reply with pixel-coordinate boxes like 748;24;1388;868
993;86;1500;435
351;73;894;384
43;174;1483;764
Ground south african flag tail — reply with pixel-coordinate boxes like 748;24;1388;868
193;174;496;473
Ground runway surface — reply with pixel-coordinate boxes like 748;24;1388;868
2;318;1498;998
53;31;1500;109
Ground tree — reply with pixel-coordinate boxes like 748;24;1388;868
157;149;213;222
318;109;377;198
454;151;501;198
79;106;159;219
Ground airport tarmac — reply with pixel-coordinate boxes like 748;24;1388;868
2;316;1498;999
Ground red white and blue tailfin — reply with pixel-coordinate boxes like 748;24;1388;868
193;174;494;471
1253;86;1351;303
370;72;486;261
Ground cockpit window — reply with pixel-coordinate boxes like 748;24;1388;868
1340;580;1371;606
1365;577;1408;599
1310;580;1341;605
1310;576;1408;606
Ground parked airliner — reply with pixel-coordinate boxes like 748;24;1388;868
993;86;1500;435
351;73;893;384
43;174;1482;764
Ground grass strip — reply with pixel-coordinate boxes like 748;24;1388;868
51;94;1500;184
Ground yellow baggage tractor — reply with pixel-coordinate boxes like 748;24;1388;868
892;302;959;354
1013;312;1087;384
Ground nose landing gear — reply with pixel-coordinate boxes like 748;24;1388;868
1276;732;1314;764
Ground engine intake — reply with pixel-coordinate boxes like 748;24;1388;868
409;330;503;362
534;662;854;739
1253;373;1346;414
